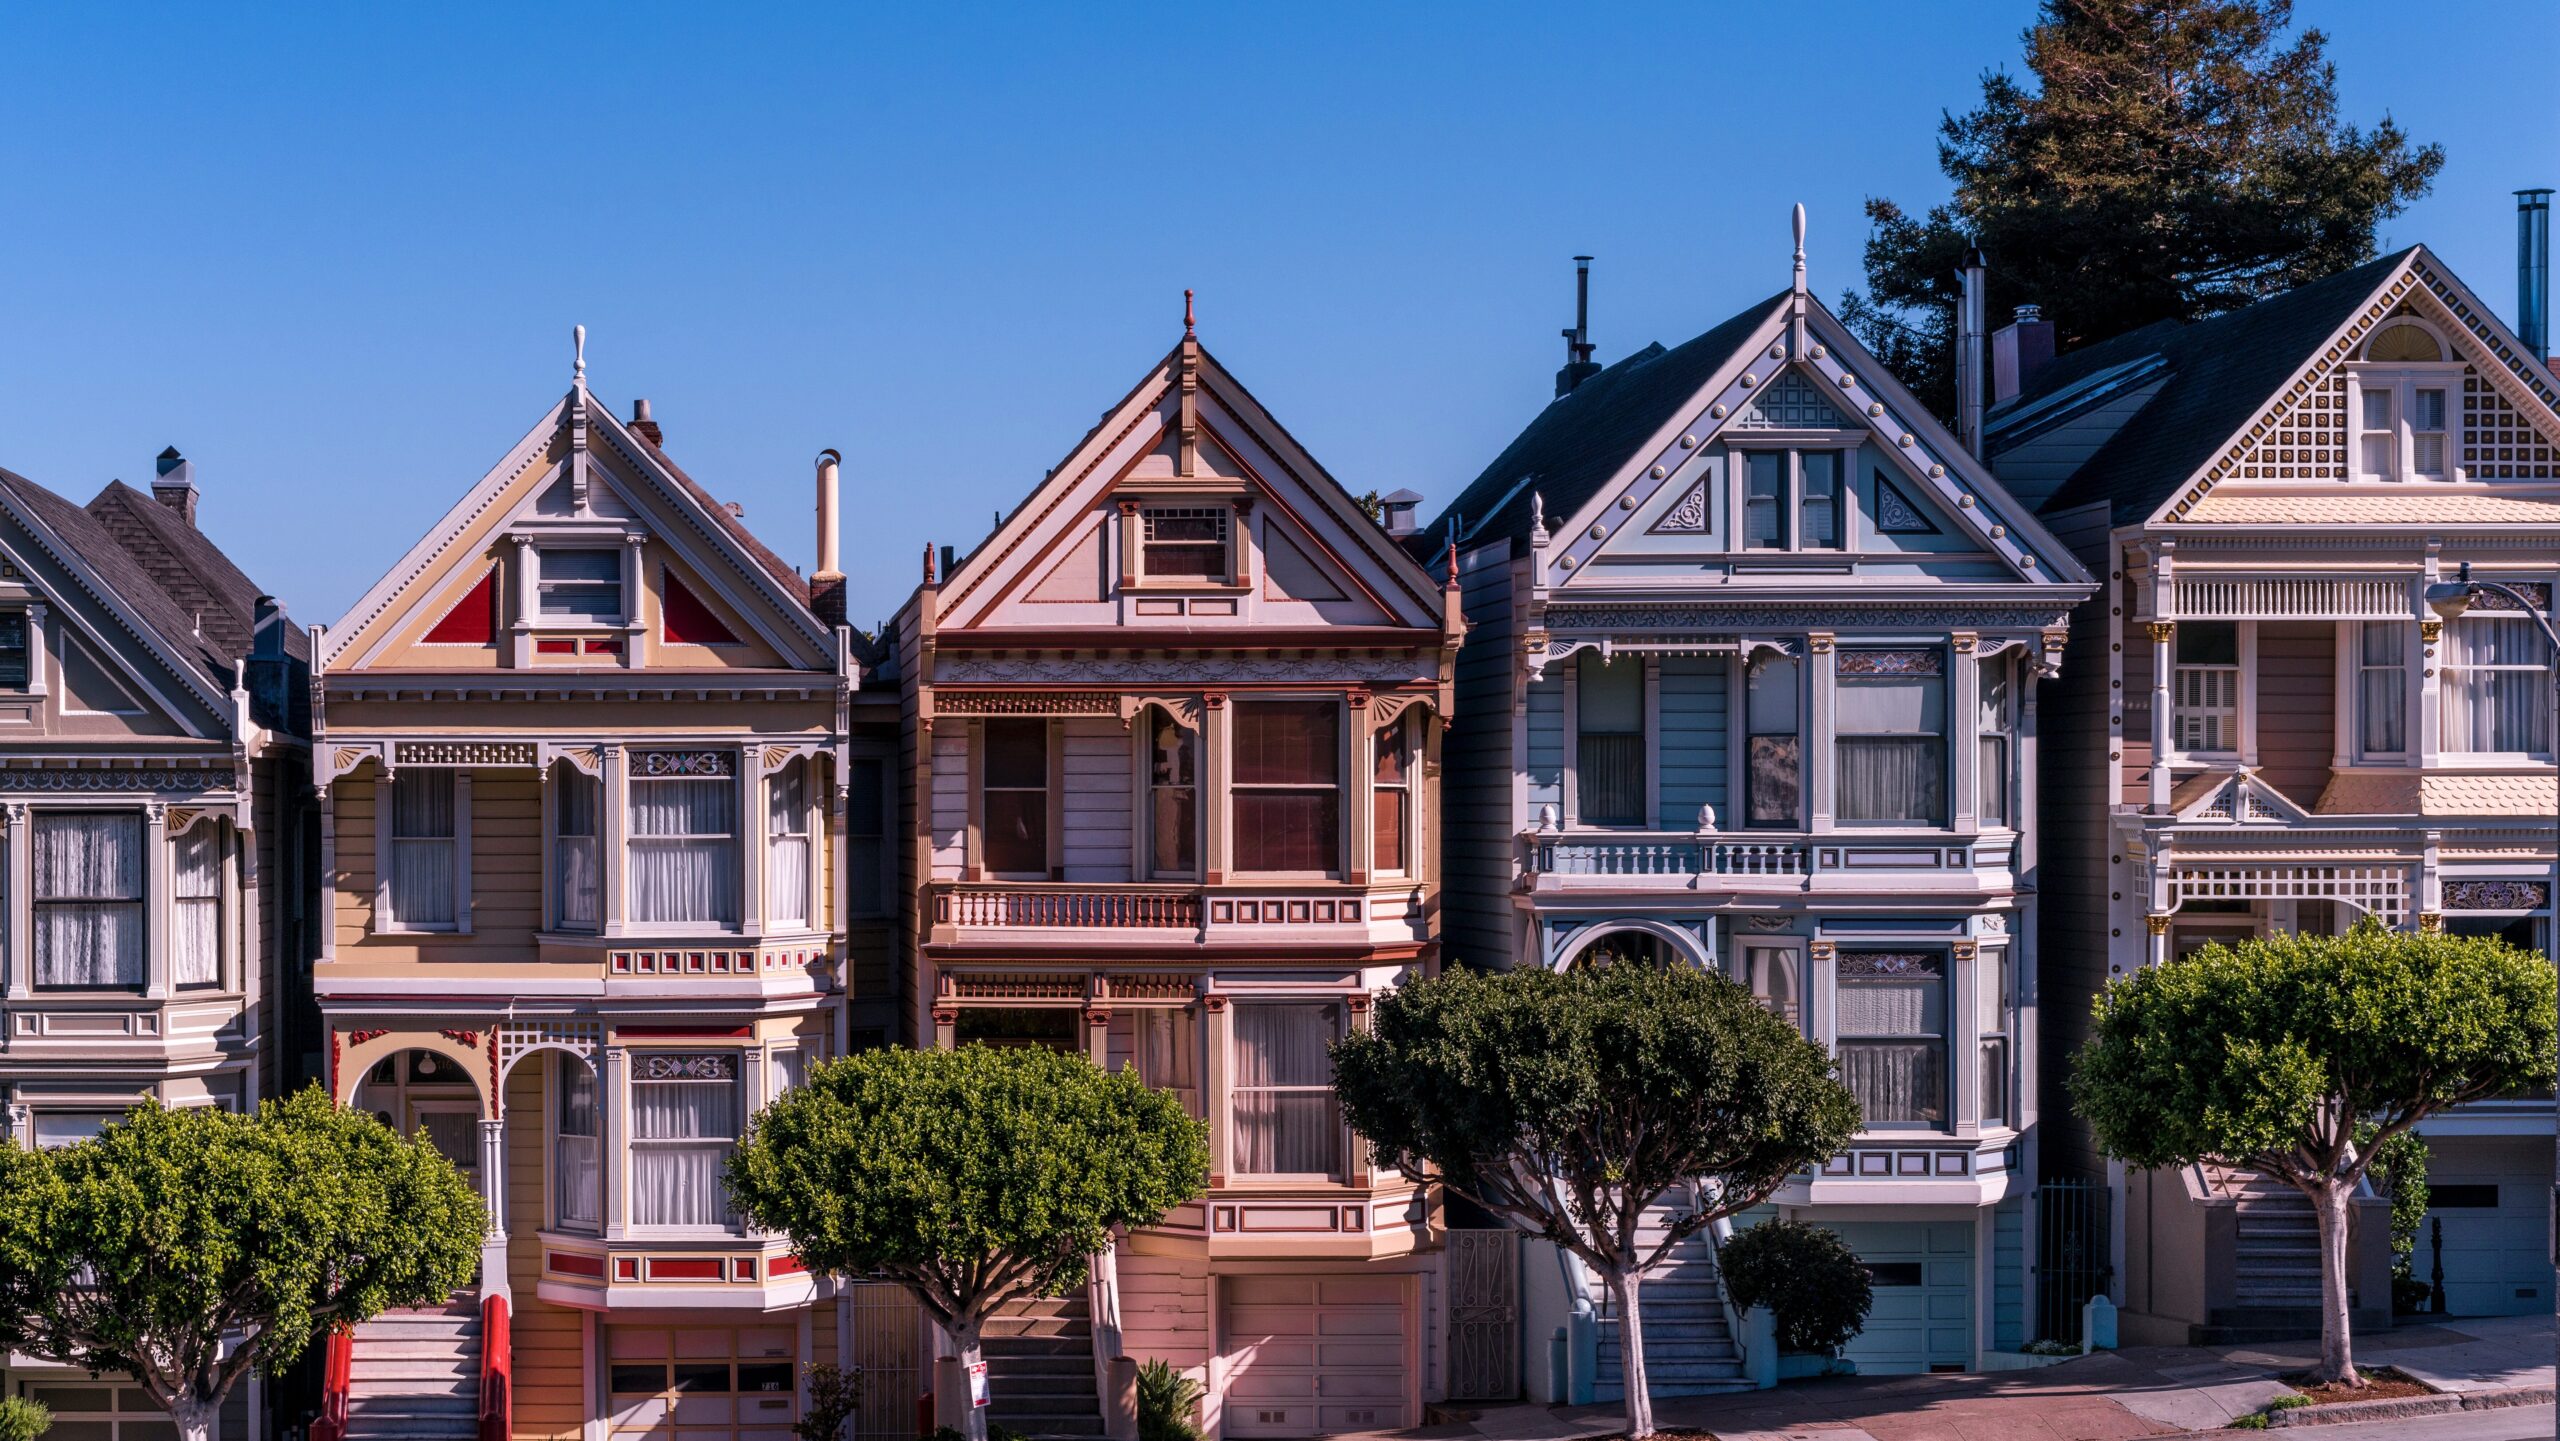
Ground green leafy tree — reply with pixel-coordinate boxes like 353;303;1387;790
725;1047;1208;1441
0;1088;485;1441
1332;963;1859;1439
1842;0;2443;417
2071;922;2553;1386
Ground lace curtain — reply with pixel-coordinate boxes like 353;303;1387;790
554;767;599;931
1838;954;1946;1127
630;1054;739;1227
172;824;221;987
34;811;143;987
2359;622;2406;754
1137;1008;1201;1118
2443;618;2549;754
390;770;457;927
629;778;740;925
555;1062;600;1229
1231;1003;1341;1175
766;761;810;928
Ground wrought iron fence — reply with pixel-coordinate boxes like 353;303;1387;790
2034;1176;2113;1344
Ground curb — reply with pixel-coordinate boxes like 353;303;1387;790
2267;1382;2557;1428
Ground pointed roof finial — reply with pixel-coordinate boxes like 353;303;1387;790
922;542;937;585
573;324;587;386
1791;204;1807;296
1530;491;1548;542
1443;538;1460;590
1184;288;1196;339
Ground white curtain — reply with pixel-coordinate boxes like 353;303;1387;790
629;779;740;925
172;825;221;987
2360;623;2407;753
555;1062;600;1229
391;771;457;927
555;768;599;931
766;762;810;928
1836;738;1945;823
632;1063;739;1226
2444;619;2549;754
34;812;143;987
1839;961;1946;1127
1138;1009;1202;1118
1232;1004;1341;1175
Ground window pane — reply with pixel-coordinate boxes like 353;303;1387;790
630;779;740;924
2361;389;2393;429
1142;508;1229;577
1235;703;1338;785
541;549;622;583
2176;622;2238;665
1233;1004;1342;1176
1373;786;1409;872
1148;719;1197;877
767;762;810;927
2412;389;2447;430
1800;452;1841;549
1746;656;1798;732
1839;952;1946;1128
1980;1038;2010;1128
1743;454;1785;549
1836;675;1945;733
1234;792;1338;872
1576;653;1643;733
983;719;1047;790
2445;618;2552;754
1746;736;1800;825
393;770;456;838
2360;622;2407;754
1577;734;1643;825
0;612;29;689
1978;736;2009;826
631;1053;739;1228
539;548;624;619
36;812;144;987
983;790;1048;874
556;1064;599;1228
172;827;221;987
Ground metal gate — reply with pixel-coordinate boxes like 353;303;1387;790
2035;1177;2113;1344
1445;1229;1520;1401
847;1281;924;1441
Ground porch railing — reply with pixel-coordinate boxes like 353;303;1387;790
934;887;1201;930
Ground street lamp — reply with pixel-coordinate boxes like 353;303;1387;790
2423;561;2560;1405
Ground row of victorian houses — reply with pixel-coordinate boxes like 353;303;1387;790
5;194;2557;1441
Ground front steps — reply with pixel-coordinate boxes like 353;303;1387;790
1591;1202;1750;1400
2195;1169;2346;1344
983;1293;1105;1438
345;1293;480;1441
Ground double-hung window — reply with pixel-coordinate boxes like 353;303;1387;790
1574;652;1644;826
172;825;221;988
388;770;459;929
1372;715;1413;872
980;719;1050;877
1837;950;1947;1130
1744;654;1801;826
1231;1002;1343;1177
2444;606;2552;757
629;1052;741;1229
1978;663;2013;827
1140;507;1230;581
34;811;143;988
1980;947;2011;1129
766;759;812;929
1146;714;1198;878
1740;451;1845;552
2173;622;2240;755
0;611;29;690
1233;702;1340;874
2354;324;2456;482
1835;650;1946;826
554;1060;600;1230
2357;622;2408;758
628;755;740;926
537;547;625;621
553;766;600;931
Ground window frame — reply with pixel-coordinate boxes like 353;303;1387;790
551;1054;601;1233
626;1049;745;1234
1979;945;2012;1131
1371;710;1416;874
1142;709;1200;881
549;762;602;934
977;718;1053;880
2171;621;2242;759
1136;505;1235;585
1742;651;1803;829
1571;651;1646;828
170;821;225;991
2350;325;2464;483
1833;648;1949;827
1736;447;1852;554
32;807;147;991
0;609;31;692
2441;607;2555;761
624;753;743;931
765;757;816;931
533;544;630;625
379;768;468;935
1227;1000;1347;1182
1230;699;1344;877
1977;660;2014;828
1834;948;1950;1133
2355;621;2410;761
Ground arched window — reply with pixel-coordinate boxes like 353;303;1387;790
1563;927;1674;970
2353;319;2457;481
2365;322;2443;363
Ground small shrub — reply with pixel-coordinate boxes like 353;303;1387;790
792;1363;861;1441
0;1398;49;1441
2267;1394;2310;1412
2022;1338;2080;1356
2392;1275;2432;1315
2230;1413;2269;1430
1719;1220;1874;1354
1137;1358;1204;1441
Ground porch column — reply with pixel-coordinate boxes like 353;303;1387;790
602;1047;630;1241
2147;621;2174;811
479;1117;508;1239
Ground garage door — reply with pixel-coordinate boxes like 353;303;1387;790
2418;1138;2553;1317
1221;1274;1414;1437
607;1325;799;1441
1828;1221;1973;1374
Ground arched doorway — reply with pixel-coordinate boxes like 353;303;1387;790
351;1047;486;1188
1549;919;1710;971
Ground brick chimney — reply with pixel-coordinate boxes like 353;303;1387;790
629;399;664;447
1991;305;2058;407
152;447;199;527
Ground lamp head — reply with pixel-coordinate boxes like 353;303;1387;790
2424;562;2478;622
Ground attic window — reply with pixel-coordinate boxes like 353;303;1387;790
0;612;28;690
538;548;625;622
2366;322;2443;363
1140;507;1230;581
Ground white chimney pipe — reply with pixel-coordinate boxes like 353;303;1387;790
814;450;843;582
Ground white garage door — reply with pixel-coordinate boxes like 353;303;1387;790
1221;1274;1414;1437
2418;1139;2553;1317
1828;1221;1973;1375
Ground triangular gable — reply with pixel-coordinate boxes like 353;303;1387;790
60;631;147;715
421;570;498;646
660;566;744;646
0;477;231;734
1262;525;1349;601
1730;370;1854;430
2155;248;2560;523
1541;294;2088;590
1873;472;1942;535
1023;518;1108;603
2171;767;2310;826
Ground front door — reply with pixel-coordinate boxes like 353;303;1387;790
408;1101;481;1188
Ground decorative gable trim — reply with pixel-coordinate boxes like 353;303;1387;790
660;567;743;646
1648;479;1711;534
421;570;499;646
1873;471;1940;535
0;493;228;732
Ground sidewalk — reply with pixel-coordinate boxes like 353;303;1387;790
1422;1314;2555;1440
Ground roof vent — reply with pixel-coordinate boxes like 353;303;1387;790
152;446;199;528
1378;488;1424;538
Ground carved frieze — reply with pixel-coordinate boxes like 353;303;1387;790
396;741;537;767
938;692;1120;717
630;750;735;777
2443;880;2548;911
1540;603;2078;633
936;656;1434;686
0;768;234;793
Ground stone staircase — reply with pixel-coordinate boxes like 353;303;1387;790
2195;1168;2337;1343
982;1293;1104;1438
1591;1200;1749;1400
345;1293;480;1440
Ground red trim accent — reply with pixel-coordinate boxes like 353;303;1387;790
769;1254;807;1276
314;1325;353;1441
648;1257;724;1280
548;1251;605;1278
616;1024;756;1038
935;627;1440;650
582;638;623;656
615;1257;640;1280
423;571;499;646
479;1293;511;1441
662;569;745;646
537;639;578;655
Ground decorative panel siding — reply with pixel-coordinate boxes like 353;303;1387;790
470;771;541;945
507;1060;586;1440
2037;503;2117;1180
2118;604;2152;810
930;729;967;877
1992;1196;2026;1350
2256;623;2335;808
1525;673;1564;817
1119;1250;1212;1378
1061;718;1133;883
1444;553;1518;970
1656;657;1728;828
333;779;378;948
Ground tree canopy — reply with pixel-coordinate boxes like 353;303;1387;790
1332;962;1859;1437
1842;0;2444;417
0;1088;485;1441
725;1045;1208;1441
2071;921;2553;1383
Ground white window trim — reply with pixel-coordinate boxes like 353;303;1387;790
762;758;819;934
375;768;471;935
622;762;747;936
2348;361;2465;484
2169;621;2249;763
1732;444;1857;555
170;819;230;992
623;1047;753;1238
548;1052;603;1235
2437;610;2557;764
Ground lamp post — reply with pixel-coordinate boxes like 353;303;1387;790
2422;561;2560;1414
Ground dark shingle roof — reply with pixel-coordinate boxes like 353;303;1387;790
2000;248;2416;525
1420;290;1790;555
86;481;311;663
629;429;814;609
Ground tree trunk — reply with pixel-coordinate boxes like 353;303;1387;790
956;1319;991;1441
1607;1267;1654;1439
169;1394;217;1441
2310;1179;2362;1387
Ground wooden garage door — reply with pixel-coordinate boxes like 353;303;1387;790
607;1325;799;1441
1222;1274;1414;1437
1829;1221;1973;1375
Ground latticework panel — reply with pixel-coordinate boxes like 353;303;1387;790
2463;369;2560;479
1730;370;1852;430
2166;865;2410;922
2224;369;2345;481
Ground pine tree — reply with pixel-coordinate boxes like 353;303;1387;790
1842;0;2444;419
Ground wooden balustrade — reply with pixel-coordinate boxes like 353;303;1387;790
935;887;1202;929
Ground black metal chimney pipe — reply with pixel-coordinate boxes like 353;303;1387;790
1555;256;1602;398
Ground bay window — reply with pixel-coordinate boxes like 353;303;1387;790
172;825;221;988
2443;610;2552;756
1980;947;2011;1130
2173;622;2239;754
1233;701;1340;874
1231;1002;1343;1176
1373;715;1413;872
388;770;459;929
555;1060;600;1230
554;766;600;931
35;811;144;988
981;719;1050;877
1835;650;1946;825
766;759;811;928
2357;622;2407;758
628;755;740;926
1744;654;1801;826
1978;663;2013;827
1837;950;1946;1130
1574;652;1644;826
629;1052;740;1229
1146;714;1197;878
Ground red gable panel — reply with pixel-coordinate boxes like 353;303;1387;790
661;569;742;646
421;570;497;645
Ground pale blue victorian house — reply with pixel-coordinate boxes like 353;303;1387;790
1414;218;2093;1391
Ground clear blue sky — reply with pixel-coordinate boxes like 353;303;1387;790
1;2;2551;635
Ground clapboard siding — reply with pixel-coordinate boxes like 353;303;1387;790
1443;548;1518;970
1656;656;1728;826
1061;718;1133;883
507;1060;586;1440
1118;1250;1211;1380
2118;608;2153;809
929;729;968;878
2256;622;2335;808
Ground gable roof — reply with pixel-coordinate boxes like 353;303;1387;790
1991;249;2420;525
86;480;311;663
1419;291;1790;556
